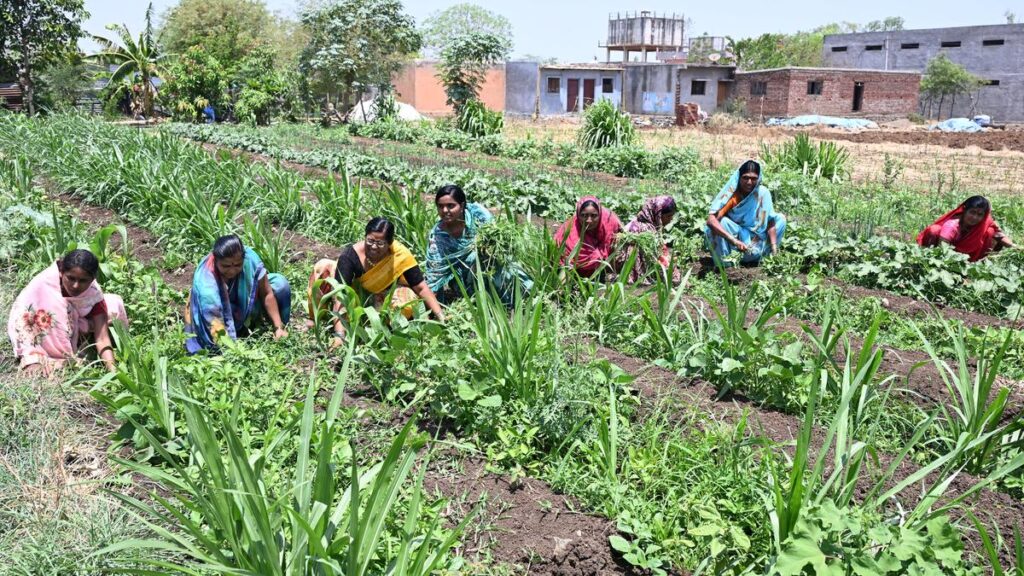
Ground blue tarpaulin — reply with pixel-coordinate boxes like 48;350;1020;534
930;118;984;133
765;115;878;130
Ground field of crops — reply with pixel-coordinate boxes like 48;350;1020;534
3;112;1024;574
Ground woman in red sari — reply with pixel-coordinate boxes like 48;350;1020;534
918;196;1016;261
555;196;623;278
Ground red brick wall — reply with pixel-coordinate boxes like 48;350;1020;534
734;69;920;120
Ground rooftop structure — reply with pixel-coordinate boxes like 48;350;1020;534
601;11;686;63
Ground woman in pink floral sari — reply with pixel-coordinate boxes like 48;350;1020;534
7;250;127;375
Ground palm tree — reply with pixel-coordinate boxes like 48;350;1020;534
88;3;171;119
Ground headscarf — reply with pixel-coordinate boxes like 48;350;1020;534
425;202;493;293
7;263;103;369
185;247;266;353
708;160;774;242
556;196;623;276
626;196;677;234
917;202;1000;262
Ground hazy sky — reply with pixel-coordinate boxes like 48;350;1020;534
81;0;1018;62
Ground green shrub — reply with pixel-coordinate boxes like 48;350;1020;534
760;133;850;182
577;99;637;150
578;145;651;178
456;99;504;137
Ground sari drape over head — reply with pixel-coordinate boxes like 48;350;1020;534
705;160;786;263
917;204;1002;262
556;196;623;277
619;195;679;282
8;263;127;372
185;247;265;353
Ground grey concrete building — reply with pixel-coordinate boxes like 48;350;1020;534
822;24;1024;122
504;63;623;116
622;63;734;116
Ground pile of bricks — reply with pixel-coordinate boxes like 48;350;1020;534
675;102;701;126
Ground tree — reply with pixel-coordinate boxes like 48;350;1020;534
0;0;87;115
437;32;506;114
89;3;171;118
37;53;97;111
159;0;273;71
234;45;287;125
163;45;228;122
299;0;420;110
864;17;905;32
920;54;985;119
420;4;512;58
1007;11;1017;24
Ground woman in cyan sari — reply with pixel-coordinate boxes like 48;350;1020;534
918;195;1016;262
556;196;623;278
705;159;786;266
307;217;444;341
185;234;291;354
8;249;127;375
617;195;680;284
425;184;533;306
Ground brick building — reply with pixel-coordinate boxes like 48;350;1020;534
732;67;920;121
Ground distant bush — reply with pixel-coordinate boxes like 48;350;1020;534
456;99;504;137
578;145;651;178
760;133;850;182
577;100;637;150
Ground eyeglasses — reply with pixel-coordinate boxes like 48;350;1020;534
365;239;389;248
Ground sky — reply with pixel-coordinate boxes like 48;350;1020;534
81;0;1019;62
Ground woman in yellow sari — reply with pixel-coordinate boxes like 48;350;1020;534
307;217;444;341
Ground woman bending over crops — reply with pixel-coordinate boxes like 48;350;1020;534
917;196;1016;262
556;196;623;278
425;184;533;306
307;217;444;340
184;234;290;353
8;249;127;375
616;195;681;284
705;159;786;266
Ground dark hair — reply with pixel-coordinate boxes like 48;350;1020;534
212;234;245;260
962;195;990;213
660;198;678;214
365;216;395;244
738;160;761;177
579;199;599;213
60;249;99;278
435;184;467;207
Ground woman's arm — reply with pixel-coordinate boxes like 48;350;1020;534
411;281;446;322
999;235;1016;249
91;312;116;372
706;214;748;252
257;276;288;340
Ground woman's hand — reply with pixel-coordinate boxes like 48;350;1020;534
734;240;750;252
273;326;289;340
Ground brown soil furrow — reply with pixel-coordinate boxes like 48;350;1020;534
43;180;628;576
591;345;1024;568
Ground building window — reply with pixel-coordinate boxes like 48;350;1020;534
547;77;560;93
986;80;1001;86
750;81;767;96
602;78;614;93
941;41;961;48
807;81;823;95
901;42;919;49
691;80;706;96
983;39;1005;46
831;46;848;52
865;44;883;51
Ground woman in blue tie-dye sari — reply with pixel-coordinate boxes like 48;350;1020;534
184;234;291;353
705;160;786;266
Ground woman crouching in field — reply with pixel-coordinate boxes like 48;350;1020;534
184;234;290;353
556;195;623;278
705;159;786;267
8;249;127;374
918;195;1016;261
616;195;681;284
307;217;444;344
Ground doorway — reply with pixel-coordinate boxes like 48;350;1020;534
567;78;579;112
583;79;596;108
852;82;864;112
717;81;731;110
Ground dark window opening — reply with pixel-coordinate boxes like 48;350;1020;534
691;80;706;96
986;80;1001;86
601;78;614;93
831;46;848;52
852;82;864;112
807;81;823;95
865;44;883;51
941;41;961;48
983;39;1005;46
901;42;919;49
750;81;767;96
547;77;560;94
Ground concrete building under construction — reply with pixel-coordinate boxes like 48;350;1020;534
601;11;686;63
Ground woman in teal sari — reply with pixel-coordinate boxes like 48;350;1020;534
705;160;786;266
425;185;533;306
184;234;291;353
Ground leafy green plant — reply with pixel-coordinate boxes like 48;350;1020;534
456;99;503;137
577;100;637;150
760;133;849;182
